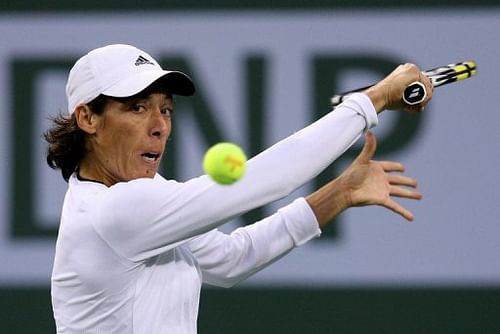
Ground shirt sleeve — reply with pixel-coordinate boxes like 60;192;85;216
91;93;377;262
188;198;321;287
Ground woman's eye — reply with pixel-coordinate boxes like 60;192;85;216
161;108;173;117
132;104;146;113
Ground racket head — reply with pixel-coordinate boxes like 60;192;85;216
426;60;477;87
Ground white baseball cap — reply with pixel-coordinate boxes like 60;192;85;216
66;44;195;114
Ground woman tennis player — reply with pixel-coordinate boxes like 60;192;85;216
46;44;431;333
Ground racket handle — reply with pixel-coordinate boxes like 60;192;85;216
402;81;427;105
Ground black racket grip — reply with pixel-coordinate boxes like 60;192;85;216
403;81;427;105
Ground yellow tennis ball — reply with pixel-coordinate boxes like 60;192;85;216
203;142;247;185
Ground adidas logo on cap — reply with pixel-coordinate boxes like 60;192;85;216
135;55;154;66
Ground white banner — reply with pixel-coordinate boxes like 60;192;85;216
0;10;498;286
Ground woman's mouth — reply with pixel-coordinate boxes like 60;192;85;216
141;152;160;163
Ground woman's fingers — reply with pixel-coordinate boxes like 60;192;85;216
389;185;423;200
382;199;415;222
377;160;405;173
355;132;377;164
388;175;418;188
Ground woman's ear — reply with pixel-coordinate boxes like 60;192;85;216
74;104;98;134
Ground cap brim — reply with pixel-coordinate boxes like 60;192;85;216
102;70;195;98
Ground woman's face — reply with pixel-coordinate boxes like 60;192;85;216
84;92;173;186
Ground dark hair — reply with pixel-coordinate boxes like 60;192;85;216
44;95;108;182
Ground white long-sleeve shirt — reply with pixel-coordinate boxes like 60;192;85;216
51;93;378;333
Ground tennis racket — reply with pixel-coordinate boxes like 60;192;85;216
330;60;477;108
